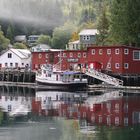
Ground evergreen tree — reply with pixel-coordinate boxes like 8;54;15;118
110;0;140;46
96;4;109;45
0;26;10;52
6;24;15;43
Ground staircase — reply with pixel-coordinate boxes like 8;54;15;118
85;69;123;87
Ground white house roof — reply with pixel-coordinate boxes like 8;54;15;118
79;29;98;36
14;35;26;42
69;40;80;44
10;49;31;59
31;44;63;52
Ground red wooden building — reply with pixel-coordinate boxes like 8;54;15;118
31;49;87;71
87;45;140;74
31;45;140;75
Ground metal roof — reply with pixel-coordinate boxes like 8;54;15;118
79;29;98;36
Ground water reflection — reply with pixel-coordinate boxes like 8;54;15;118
0;86;140;140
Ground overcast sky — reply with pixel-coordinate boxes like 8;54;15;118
0;0;64;28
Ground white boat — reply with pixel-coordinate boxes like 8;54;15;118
36;64;88;91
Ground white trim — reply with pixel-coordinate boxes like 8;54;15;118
92;49;95;55
63;53;67;57
133;50;140;60
124;49;129;55
46;54;48;58
115;63;120;69
83;52;86;58
115;117;120;126
69;52;73;57
107;49;111;55
124;63;129;69
99;49;103;55
77;53;81;58
38;53;42;59
115;49;119;55
107;63;111;69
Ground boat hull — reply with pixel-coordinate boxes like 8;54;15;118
36;80;87;91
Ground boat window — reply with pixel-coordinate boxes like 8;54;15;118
43;70;46;74
48;74;51;77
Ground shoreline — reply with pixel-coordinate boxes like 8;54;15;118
0;81;140;91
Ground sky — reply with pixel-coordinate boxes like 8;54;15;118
0;0;64;28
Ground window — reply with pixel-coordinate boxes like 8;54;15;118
132;112;140;124
124;117;128;126
107;63;111;69
115;117;120;126
124;103;128;113
99;116;102;123
115;103;119;113
63;53;67;57
106;102;111;112
70;52;73;57
38;53;42;59
124;63;129;69
83;36;86;40
8;53;12;58
124;49;129;55
83;35;90;41
78;53;81;58
46;54;48;58
7;105;12;112
10;63;13;67
5;63;8;67
92;49;95;55
133;51;140;60
15;63;18;67
22;63;24;66
86;36;90;40
35;64;38;69
107;116;111;125
115;49;119;54
115;63;120;69
107;49;111;55
99;49;103;55
83;53;86;58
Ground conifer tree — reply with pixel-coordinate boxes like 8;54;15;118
110;0;140;46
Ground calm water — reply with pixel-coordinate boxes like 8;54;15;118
0;86;140;140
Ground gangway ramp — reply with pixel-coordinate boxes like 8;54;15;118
85;69;123;87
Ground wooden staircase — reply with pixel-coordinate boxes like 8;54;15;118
85;69;123;87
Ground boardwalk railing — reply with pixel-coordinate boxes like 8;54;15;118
85;69;123;87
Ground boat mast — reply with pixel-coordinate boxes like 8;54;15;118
60;50;62;71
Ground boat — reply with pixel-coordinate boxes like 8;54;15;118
36;64;88;91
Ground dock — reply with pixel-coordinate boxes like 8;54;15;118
0;70;36;83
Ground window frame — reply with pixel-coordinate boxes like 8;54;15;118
115;63;120;69
124;63;129;69
133;50;140;60
107;49;111;55
124;49;129;55
99;49;103;55
91;49;95;55
115;49;120;55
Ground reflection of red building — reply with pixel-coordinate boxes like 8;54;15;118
31;93;140;127
58;95;140;127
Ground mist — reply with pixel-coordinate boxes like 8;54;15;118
0;0;65;29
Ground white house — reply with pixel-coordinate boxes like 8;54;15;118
31;44;51;52
0;48;31;69
0;95;32;117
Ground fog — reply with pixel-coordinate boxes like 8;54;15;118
0;0;65;28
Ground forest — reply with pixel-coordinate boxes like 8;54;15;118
0;0;140;51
